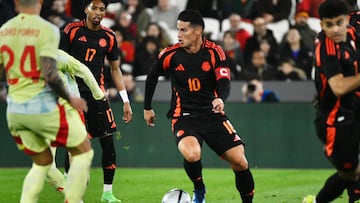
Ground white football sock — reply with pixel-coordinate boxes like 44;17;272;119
46;165;66;193
45;147;66;193
20;163;51;203
65;149;93;203
103;184;113;192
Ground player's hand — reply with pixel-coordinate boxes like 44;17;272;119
123;102;133;123
144;109;156;127
69;95;88;112
212;98;224;113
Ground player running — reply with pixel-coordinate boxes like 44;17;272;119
143;10;255;203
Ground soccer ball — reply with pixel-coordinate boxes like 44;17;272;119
162;188;191;203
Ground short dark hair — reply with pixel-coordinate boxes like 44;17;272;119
318;0;349;19
83;0;110;8
177;10;205;29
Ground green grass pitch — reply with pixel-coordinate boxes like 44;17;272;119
0;168;348;203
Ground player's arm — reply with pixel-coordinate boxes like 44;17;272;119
42;56;70;100
109;59;133;123
320;39;360;97
74;63;105;100
59;50;105;100
212;45;231;113
144;59;164;127
41;56;87;112
328;73;360;97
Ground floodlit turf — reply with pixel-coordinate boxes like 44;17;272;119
0;168;348;203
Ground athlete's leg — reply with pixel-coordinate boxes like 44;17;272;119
46;147;65;193
98;135;122;202
65;137;93;203
343;164;360;203
178;135;206;202
99;135;117;190
20;147;53;203
346;178;360;203
316;172;352;202
223;145;254;203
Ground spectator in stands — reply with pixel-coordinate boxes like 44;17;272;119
142;22;172;50
276;58;307;81
291;10;318;52
296;0;325;18
151;0;180;30
40;0;75;30
228;13;251;51
279;27;314;79
111;11;138;42
113;28;136;65
222;0;258;20
259;37;279;68
0;0;16;26
241;78;280;103
244;17;278;66
117;0;151;41
219;30;245;80
244;49;277;81
256;0;292;23
133;36;160;78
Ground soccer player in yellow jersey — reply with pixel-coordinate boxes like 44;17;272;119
0;1;93;203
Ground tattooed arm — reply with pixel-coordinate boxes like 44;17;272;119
41;56;70;100
41;56;88;112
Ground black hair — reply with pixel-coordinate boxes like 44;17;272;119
83;0;110;8
318;0;349;19
177;10;204;29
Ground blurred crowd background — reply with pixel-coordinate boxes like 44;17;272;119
1;0;358;102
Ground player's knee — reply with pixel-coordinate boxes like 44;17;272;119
178;136;201;162
67;138;92;156
183;150;201;162
231;158;249;171
31;148;53;166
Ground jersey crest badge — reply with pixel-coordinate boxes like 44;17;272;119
201;61;211;72
99;38;107;47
